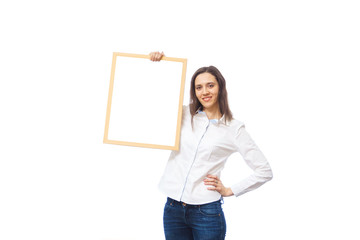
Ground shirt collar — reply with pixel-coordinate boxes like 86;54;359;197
196;109;228;125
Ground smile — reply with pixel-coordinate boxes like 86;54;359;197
202;96;212;102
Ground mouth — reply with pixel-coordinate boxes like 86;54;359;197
202;96;212;102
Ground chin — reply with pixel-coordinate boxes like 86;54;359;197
202;103;215;109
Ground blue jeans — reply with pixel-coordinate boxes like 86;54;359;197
163;197;226;240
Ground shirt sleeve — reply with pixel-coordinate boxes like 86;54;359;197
230;124;273;197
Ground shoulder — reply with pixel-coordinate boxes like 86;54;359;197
227;118;245;130
182;104;190;112
180;105;192;121
181;105;191;116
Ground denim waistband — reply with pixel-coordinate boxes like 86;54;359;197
166;197;222;207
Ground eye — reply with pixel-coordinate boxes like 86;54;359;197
196;86;202;90
209;84;214;88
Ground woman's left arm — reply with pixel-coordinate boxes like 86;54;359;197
230;125;273;197
204;124;273;197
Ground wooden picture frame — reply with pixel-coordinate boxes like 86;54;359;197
103;52;187;150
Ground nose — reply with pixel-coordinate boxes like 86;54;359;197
202;87;209;95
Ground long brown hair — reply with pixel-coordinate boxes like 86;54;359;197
190;66;233;124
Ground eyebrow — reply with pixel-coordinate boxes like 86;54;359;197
195;81;216;87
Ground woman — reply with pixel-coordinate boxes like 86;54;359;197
150;52;273;240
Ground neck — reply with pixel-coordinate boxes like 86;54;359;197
203;104;221;120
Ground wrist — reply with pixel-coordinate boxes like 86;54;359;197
223;187;234;197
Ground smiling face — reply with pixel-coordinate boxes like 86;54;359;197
194;72;220;111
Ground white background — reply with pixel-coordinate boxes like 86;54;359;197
1;0;359;240
108;56;183;147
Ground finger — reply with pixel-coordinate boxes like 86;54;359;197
204;178;221;184
206;175;218;180
150;53;155;61
152;51;164;61
149;52;160;61
203;178;217;184
204;180;221;188
204;181;217;186
156;52;163;61
207;186;222;191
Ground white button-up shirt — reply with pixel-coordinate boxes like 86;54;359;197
158;105;273;204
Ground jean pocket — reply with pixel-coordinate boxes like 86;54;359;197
198;201;222;217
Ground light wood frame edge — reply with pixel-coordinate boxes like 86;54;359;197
103;52;187;150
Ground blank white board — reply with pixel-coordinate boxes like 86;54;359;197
103;52;187;150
